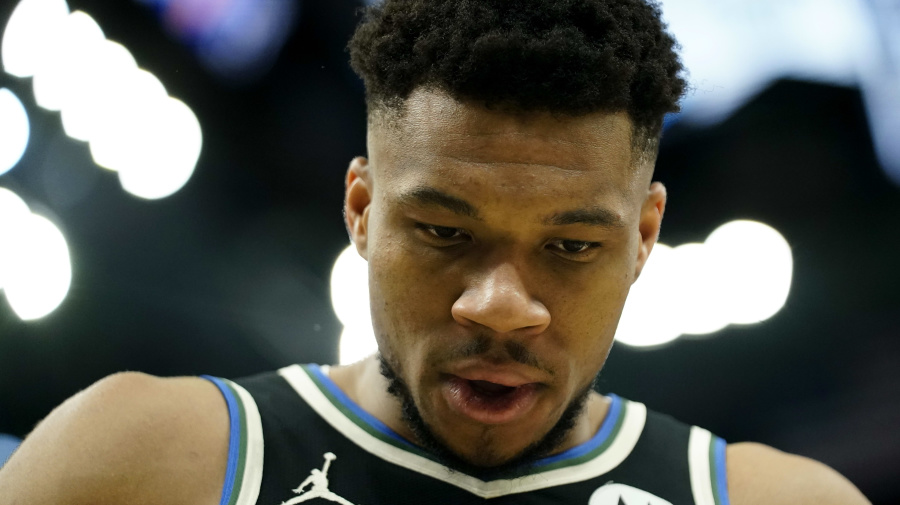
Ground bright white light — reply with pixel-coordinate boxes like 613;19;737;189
704;220;793;324
338;326;379;367
0;188;72;320
2;212;72;320
615;244;683;348
118;97;203;199
330;245;370;327
89;68;167;171
60;40;137;141
669;243;732;336
1;0;70;78
331;222;792;353
0;187;29;218
4;1;203;200
616;220;793;349
31;10;104;112
330;245;378;365
0;187;31;291
0;88;30;175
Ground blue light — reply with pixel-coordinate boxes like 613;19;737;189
659;0;900;184
137;0;299;84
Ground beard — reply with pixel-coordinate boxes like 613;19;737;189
378;346;596;478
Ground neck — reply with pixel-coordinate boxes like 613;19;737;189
326;356;611;465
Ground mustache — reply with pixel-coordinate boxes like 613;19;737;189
447;335;552;376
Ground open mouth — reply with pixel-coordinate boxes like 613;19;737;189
468;379;519;398
442;376;540;424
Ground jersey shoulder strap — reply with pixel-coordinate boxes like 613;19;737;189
609;406;730;505
200;375;265;505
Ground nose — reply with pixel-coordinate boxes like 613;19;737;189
451;261;551;336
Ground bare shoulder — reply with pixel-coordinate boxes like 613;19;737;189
0;372;230;505
727;442;871;505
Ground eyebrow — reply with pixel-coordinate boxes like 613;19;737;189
397;186;625;229
397;187;482;220
544;207;626;229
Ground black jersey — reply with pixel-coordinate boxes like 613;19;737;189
203;364;730;505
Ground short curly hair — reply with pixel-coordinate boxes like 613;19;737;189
349;0;686;154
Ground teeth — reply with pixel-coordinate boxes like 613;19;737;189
470;380;516;396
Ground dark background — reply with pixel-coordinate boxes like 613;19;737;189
0;0;898;502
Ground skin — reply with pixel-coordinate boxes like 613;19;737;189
0;89;871;505
337;89;662;467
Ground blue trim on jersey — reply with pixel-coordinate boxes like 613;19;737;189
307;364;414;447
531;394;623;467
202;375;241;505
308;364;626;470
714;436;731;505
0;433;21;468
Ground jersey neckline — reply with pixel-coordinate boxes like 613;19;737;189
277;363;648;498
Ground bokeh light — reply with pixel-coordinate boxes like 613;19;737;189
31;10;104;112
662;0;878;125
89;68;167;171
0;88;30;176
330;245;377;365
329;221;793;355
338;326;379;368
615;244;684;348
614;220;793;348
2;0;204;200
704;220;793;325
658;0;900;184
135;0;299;83
0;188;72;321
1;0;70;78
116;96;203;200
0;187;31;291
60;40;137;142
669;242;732;336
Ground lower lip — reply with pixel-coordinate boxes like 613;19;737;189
441;376;540;425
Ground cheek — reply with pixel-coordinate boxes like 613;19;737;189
544;260;632;365
367;229;454;347
367;237;461;390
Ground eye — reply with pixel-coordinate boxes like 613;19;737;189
429;225;463;239
548;239;601;257
415;223;470;242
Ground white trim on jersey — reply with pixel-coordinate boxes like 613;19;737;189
277;364;647;499
688;426;716;505
229;380;266;505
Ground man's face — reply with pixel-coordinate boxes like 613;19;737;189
345;89;665;468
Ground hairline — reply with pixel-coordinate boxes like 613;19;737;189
365;93;661;175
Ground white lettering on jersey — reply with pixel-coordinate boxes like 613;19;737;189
589;483;673;505
281;452;358;505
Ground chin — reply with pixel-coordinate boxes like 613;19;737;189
379;350;594;475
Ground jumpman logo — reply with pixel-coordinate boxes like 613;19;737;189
280;452;357;505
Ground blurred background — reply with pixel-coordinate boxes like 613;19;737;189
0;0;898;501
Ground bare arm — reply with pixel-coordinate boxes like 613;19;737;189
0;372;230;505
727;442;871;505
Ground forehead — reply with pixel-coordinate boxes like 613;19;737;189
367;90;641;209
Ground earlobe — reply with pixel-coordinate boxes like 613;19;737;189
345;157;372;259
634;181;667;280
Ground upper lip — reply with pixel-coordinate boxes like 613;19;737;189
446;360;548;387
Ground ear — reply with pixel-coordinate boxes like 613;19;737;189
345;157;372;260
634;181;666;280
